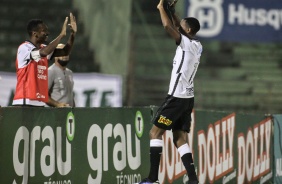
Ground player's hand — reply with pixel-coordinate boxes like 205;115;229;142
69;12;77;35
157;0;165;9
60;17;68;37
170;0;178;7
168;0;178;14
56;102;70;108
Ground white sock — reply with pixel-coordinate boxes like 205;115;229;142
177;143;191;157
150;139;163;147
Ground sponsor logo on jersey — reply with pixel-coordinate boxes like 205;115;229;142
158;115;172;126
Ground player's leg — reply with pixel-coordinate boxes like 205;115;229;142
172;97;198;183
139;96;175;184
173;130;198;184
139;125;166;184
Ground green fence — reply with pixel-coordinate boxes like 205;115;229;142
0;107;276;184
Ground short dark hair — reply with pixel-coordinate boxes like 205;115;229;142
184;17;200;35
27;19;44;36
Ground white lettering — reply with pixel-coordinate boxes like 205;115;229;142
126;124;141;170
41;126;55;176
103;124;112;171
207;126;216;181
245;129;254;182
116;172;141;184
87;123;141;184
56;128;71;175
198;130;207;184
237;135;245;184
229;4;282;30
30;126;41;176
198;113;235;183
13;127;29;184
237;118;271;183
113;123;126;171
87;124;102;184
37;65;47;70
13;126;71;184
37;74;47;80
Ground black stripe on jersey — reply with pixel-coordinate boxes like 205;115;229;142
188;63;199;84
188;67;196;84
171;73;181;96
25;40;36;65
176;51;185;73
172;50;184;96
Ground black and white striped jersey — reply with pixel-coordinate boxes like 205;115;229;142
168;34;202;98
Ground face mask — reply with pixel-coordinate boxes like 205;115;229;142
57;59;69;67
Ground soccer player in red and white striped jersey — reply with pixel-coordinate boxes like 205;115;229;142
13;13;77;107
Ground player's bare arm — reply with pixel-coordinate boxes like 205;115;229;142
40;16;68;57
46;97;70;107
53;12;77;57
157;0;181;43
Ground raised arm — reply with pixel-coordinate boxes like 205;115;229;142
167;0;181;28
53;12;77;57
39;16;68;57
157;0;181;43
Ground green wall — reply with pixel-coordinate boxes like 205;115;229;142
0;107;275;184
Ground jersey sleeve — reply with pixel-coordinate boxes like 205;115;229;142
179;35;203;56
179;34;192;51
17;43;35;68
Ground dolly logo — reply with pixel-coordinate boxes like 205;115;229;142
188;0;224;37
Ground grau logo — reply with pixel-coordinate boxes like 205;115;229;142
188;0;224;37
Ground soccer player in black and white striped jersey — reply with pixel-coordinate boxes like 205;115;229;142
139;0;202;184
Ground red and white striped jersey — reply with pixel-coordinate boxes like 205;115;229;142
13;41;52;106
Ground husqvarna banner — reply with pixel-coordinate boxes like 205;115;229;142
0;72;122;107
186;0;282;42
0;108;273;184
